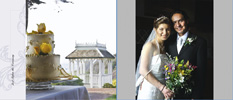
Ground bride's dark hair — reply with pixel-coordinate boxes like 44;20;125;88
153;15;171;29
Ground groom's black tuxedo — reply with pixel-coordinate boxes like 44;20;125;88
165;32;207;99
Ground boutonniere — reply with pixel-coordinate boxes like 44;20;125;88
184;36;197;46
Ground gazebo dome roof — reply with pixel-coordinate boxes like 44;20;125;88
65;42;115;59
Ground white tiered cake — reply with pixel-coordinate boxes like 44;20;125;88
26;23;70;82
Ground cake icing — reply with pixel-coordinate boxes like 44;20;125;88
26;23;71;82
26;34;55;55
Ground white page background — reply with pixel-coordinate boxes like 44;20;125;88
0;0;25;99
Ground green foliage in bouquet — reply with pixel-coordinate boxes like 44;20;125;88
163;53;197;95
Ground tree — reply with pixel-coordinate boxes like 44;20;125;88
26;0;74;29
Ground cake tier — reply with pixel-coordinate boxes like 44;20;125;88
26;34;55;55
26;54;60;82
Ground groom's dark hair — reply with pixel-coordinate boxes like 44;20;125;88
170;9;189;21
170;9;190;30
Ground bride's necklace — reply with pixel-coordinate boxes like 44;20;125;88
154;39;165;53
160;45;165;53
158;42;165;53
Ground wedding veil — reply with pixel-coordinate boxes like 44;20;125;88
135;28;160;95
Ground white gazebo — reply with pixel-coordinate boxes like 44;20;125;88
65;41;115;88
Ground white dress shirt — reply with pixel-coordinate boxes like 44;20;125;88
177;31;189;54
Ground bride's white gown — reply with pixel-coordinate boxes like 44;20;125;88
137;54;167;99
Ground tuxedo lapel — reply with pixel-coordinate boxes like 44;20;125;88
178;33;195;56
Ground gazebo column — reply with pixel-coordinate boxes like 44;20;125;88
102;60;106;86
79;59;83;82
83;60;86;74
98;59;102;88
110;60;113;74
102;60;105;74
82;60;86;83
72;59;75;76
108;61;110;74
80;60;83;74
107;60;110;74
109;60;113;84
89;59;94;88
76;59;80;76
69;59;72;75
107;60;110;84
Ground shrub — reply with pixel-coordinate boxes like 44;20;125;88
73;75;81;79
103;83;114;88
52;76;84;86
112;79;116;87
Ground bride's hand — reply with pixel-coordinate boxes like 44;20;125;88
161;86;174;99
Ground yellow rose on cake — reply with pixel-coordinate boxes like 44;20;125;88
27;30;38;35
40;43;52;54
37;23;46;33
44;30;54;34
33;46;40;55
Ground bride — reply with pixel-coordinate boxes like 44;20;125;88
136;16;174;99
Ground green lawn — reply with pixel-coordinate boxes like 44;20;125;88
105;94;116;100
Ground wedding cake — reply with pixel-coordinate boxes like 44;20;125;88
26;23;70;82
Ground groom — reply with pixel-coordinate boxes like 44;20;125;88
166;10;207;99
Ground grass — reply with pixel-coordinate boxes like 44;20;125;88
51;76;84;86
105;94;116;100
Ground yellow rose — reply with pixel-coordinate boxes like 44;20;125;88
37;23;46;33
31;30;38;34
44;30;54;34
40;43;52;54
27;30;38;35
48;30;53;34
44;32;49;34
34;46;40;55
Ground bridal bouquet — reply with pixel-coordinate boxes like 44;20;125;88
163;54;197;96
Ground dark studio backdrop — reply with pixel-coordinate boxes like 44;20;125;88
136;0;213;99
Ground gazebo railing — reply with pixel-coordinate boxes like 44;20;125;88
102;74;112;86
78;74;112;88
